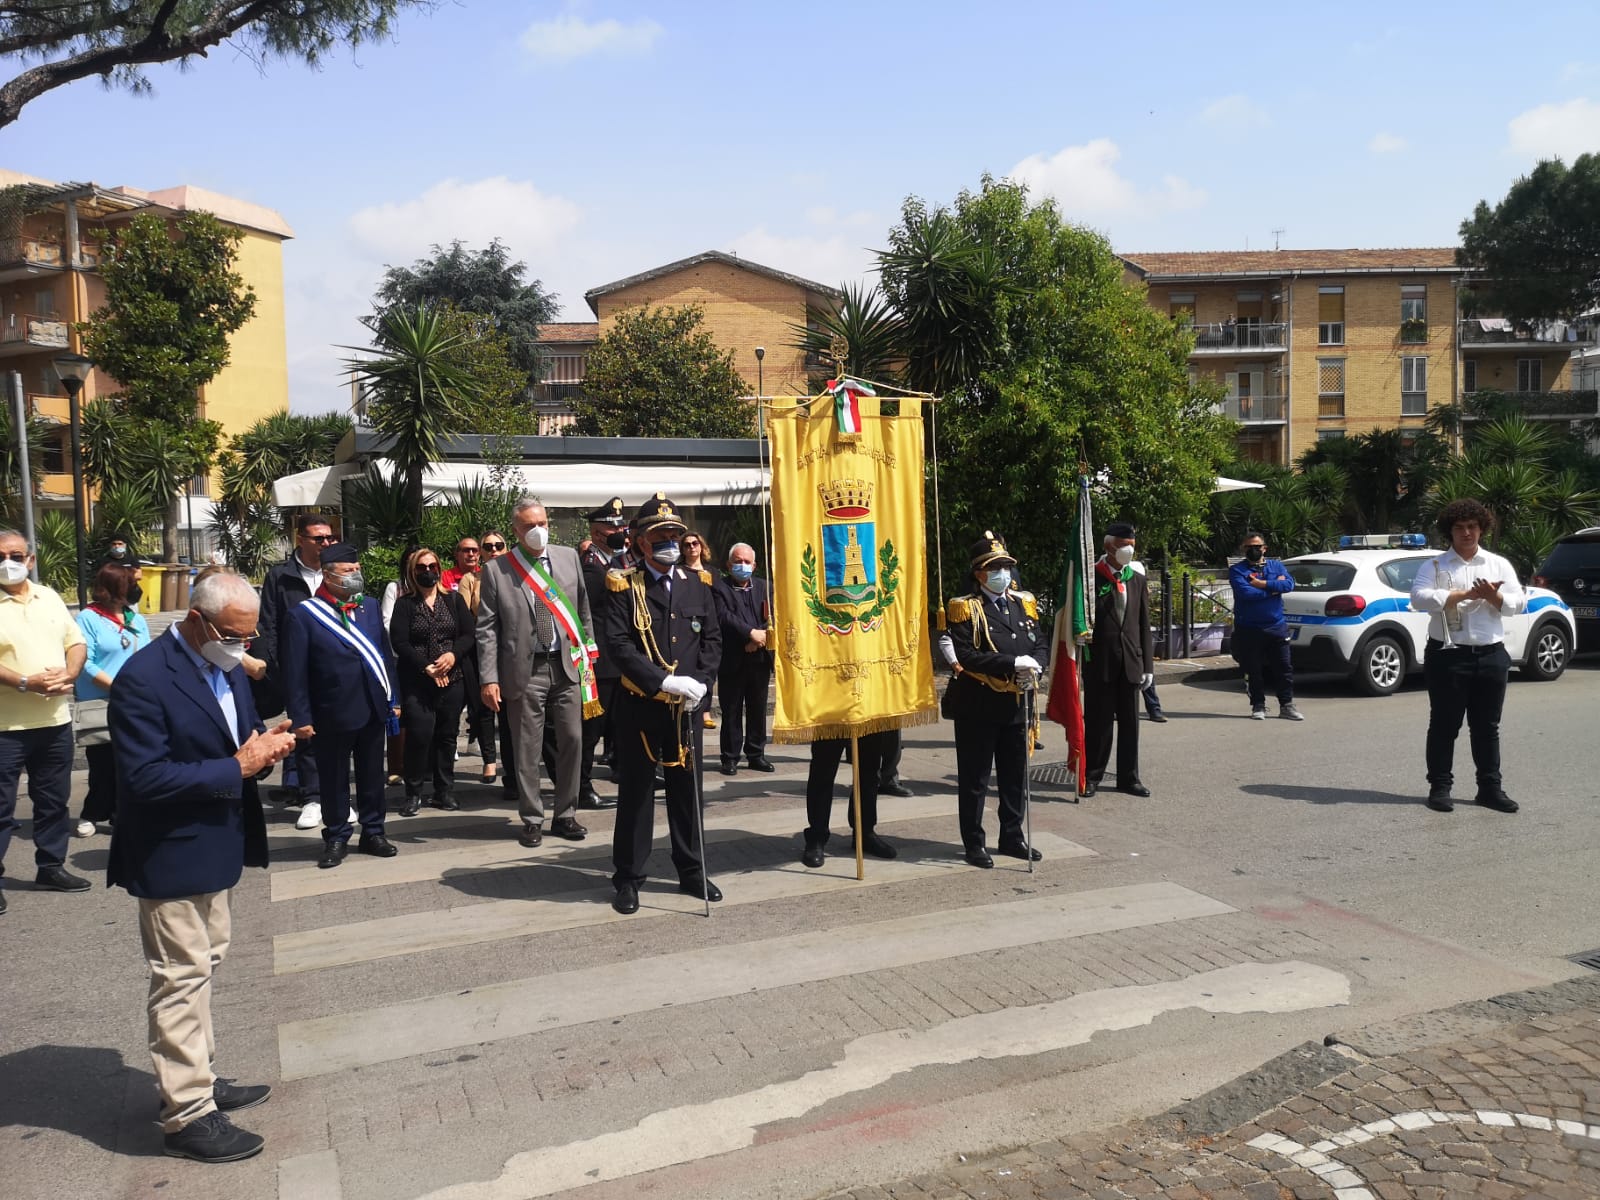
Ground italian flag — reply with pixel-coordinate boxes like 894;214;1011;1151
1045;476;1095;791
825;376;873;436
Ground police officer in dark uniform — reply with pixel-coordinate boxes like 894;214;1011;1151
599;494;722;915
944;532;1047;868
576;497;630;807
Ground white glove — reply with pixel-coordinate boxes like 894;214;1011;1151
1140;673;1154;690
1013;655;1042;674
660;675;707;705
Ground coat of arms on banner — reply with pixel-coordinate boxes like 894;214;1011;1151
799;477;900;636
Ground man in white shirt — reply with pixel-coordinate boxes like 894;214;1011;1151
1409;499;1525;814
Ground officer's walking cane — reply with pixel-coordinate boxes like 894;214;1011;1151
678;697;713;918
1019;668;1038;875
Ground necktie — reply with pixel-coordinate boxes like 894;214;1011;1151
533;560;556;649
208;664;228;699
998;598;1010;617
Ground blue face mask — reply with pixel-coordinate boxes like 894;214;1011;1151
729;562;753;581
984;568;1012;594
652;540;681;566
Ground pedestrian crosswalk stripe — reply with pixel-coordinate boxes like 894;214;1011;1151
276;880;1234;1079
271;830;1093;976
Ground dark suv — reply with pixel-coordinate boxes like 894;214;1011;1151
1533;528;1600;651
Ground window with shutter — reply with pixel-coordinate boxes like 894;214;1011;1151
1318;287;1345;345
1318;357;1345;417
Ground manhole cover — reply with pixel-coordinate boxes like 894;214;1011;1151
1567;949;1600;973
1029;759;1077;786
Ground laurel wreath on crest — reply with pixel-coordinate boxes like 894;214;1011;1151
799;540;901;632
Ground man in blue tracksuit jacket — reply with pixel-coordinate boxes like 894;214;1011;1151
1229;532;1304;721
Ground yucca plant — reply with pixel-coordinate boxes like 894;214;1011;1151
90;481;163;557
788;282;905;390
33;509;76;594
344;468;429;546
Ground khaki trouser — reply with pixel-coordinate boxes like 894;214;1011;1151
137;891;231;1132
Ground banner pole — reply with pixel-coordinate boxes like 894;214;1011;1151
851;733;864;881
681;701;712;918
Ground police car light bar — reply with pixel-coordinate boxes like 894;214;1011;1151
1338;533;1428;549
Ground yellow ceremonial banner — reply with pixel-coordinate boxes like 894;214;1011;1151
769;393;937;743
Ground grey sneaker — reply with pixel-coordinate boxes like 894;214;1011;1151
1250;707;1267;720
1279;703;1304;721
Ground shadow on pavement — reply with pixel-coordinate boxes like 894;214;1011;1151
0;1045;159;1155
1239;782;1421;806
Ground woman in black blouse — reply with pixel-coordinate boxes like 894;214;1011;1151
389;547;476;815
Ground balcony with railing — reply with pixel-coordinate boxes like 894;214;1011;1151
26;393;69;422
1458;318;1597;349
0;236;65;271
1460;389;1600;420
1218;394;1287;423
0;314;69;355
1189;321;1287;354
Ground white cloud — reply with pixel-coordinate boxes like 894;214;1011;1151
1008;139;1206;219
723;227;877;297
1507;97;1600;160
1368;132;1407;154
1200;94;1268;128
521;13;662;62
347;176;582;262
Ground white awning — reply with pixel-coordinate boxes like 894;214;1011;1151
1213;475;1266;493
273;461;768;509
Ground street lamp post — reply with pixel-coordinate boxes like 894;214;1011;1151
53;352;92;607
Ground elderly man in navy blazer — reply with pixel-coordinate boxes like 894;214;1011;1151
281;543;401;870
109;571;297;1163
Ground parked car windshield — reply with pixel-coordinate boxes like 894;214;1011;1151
1286;561;1357;591
1377;557;1425;591
1539;540;1600;575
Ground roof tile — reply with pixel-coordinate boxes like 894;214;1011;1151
1121;248;1460;278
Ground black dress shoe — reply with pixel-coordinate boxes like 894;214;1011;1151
400;793;422;817
317;841;348;870
612;884;639;915
1147;711;1169;723
861;832;898;860
1476;790;1519;813
433;792;459;811
213;1078;271;1113
801;844;826;868
1079;781;1099;799
1426;787;1455;813
746;756;776;773
35;866;90;892
550;817;588;841
577;786;614;809
679;877;723;902
358;834;398;858
997;840;1043;862
879;781;913;797
719;761;739;776
163;1110;264;1163
1118;782;1152;797
964;847;994;869
518;823;543;848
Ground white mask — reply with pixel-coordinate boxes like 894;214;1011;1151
200;638;247;672
522;525;549;553
1113;544;1135;567
0;558;28;586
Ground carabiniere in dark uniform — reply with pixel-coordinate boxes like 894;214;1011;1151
944;532;1048;869
577;496;629;808
599;494;722;915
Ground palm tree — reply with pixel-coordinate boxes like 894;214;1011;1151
0;402;49;523
788;282;905;389
345;305;476;536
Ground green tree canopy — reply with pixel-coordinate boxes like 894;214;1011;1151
429;304;539;436
1458;154;1600;320
0;1;432;129
375;239;559;388
571;305;754;438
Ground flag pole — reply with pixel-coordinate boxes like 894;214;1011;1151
851;733;865;881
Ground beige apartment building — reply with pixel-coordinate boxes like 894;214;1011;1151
1120;249;1597;464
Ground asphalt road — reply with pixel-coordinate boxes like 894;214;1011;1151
3;654;1596;1200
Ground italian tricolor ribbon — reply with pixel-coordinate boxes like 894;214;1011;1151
506;545;604;718
825;376;874;439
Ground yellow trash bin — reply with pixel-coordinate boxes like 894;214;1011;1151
137;565;164;615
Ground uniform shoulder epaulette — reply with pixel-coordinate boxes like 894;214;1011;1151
946;594;974;623
697;568;713;586
1013;589;1039;619
604;566;636;592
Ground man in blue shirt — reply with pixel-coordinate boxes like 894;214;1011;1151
1228;532;1303;721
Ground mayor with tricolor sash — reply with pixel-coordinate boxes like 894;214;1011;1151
477;497;600;850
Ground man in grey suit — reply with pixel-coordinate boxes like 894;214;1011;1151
477;498;598;848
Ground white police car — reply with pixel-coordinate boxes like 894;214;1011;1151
1280;534;1577;695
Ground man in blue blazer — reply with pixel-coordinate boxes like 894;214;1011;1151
281;543;400;869
108;571;297;1163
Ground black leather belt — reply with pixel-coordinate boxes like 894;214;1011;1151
531;650;562;661
1426;639;1501;655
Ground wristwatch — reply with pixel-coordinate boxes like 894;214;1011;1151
16;676;27;693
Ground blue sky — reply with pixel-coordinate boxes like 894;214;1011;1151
4;0;1599;413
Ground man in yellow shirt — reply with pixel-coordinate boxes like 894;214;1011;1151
0;528;89;912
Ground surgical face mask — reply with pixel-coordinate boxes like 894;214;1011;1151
522;524;549;553
984;567;1012;593
109;544;128;559
729;562;753;581
651;539;681;566
1113;544;1135;567
329;570;363;598
1244;545;1265;562
200;638;247;672
0;557;29;586
605;530;627;551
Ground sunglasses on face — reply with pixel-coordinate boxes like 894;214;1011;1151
481;541;505;551
302;534;336;544
1;551;27;563
458;547;480;556
205;616;257;647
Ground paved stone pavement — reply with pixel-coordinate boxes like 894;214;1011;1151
825;975;1600;1200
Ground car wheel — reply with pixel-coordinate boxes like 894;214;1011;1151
1523;622;1570;681
1353;635;1406;696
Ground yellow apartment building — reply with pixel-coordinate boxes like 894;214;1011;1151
1119;249;1597;465
0;169;292;512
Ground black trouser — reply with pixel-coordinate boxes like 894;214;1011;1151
1085;674;1141;785
954;717;1027;850
718;656;772;765
1233;626;1293;708
0;723;73;873
463;659;498;765
401;677;466;798
312;721;387;844
281;737;320;798
81;742;118;823
876;728;903;788
581;676;620;792
805;730;894;847
611;694;705;888
1424;640;1510;793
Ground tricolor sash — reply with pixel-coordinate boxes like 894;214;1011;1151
303;595;392;700
507;546;603;719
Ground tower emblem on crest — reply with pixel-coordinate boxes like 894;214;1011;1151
800;478;900;636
